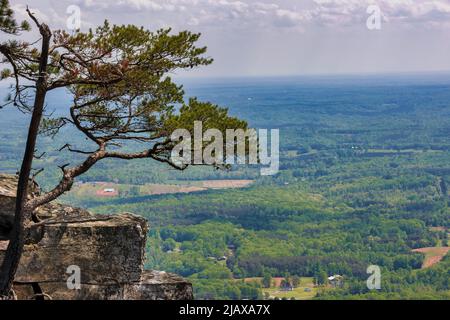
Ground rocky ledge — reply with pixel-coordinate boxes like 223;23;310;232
0;174;193;300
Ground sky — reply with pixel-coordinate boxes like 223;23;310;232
4;0;450;77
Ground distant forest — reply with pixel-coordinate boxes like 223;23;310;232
1;75;449;299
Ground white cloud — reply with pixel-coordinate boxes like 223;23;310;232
71;0;450;30
311;0;450;27
9;0;450;32
5;0;450;77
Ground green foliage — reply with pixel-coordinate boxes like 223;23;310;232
292;276;301;288
0;0;29;34
262;273;272;288
2;76;450;299
162;238;177;252
35;22;249;182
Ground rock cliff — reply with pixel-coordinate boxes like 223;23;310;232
0;174;193;300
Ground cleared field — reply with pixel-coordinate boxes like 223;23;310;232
141;184;205;195
412;247;450;269
243;277;317;300
70;182;121;198
366;148;440;154
199;180;253;189
70;180;254;198
264;286;317;300
429;227;446;232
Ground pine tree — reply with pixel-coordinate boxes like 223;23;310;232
0;0;29;34
0;7;247;298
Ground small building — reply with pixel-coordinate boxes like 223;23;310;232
328;275;344;288
96;187;119;197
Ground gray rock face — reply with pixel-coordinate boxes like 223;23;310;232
0;174;193;300
7;213;148;284
0;175;16;240
12;270;194;300
0;174;39;240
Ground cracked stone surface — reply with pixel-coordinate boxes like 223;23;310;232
0;174;40;240
1;213;148;284
12;270;194;300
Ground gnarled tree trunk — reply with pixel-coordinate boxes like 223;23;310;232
0;21;51;298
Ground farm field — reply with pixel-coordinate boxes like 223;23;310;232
263;286;317;300
69;180;254;198
243;277;318;300
412;247;450;269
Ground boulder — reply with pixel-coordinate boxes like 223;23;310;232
1;213;148;284
0;174;193;300
0;174;39;240
12;270;193;300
